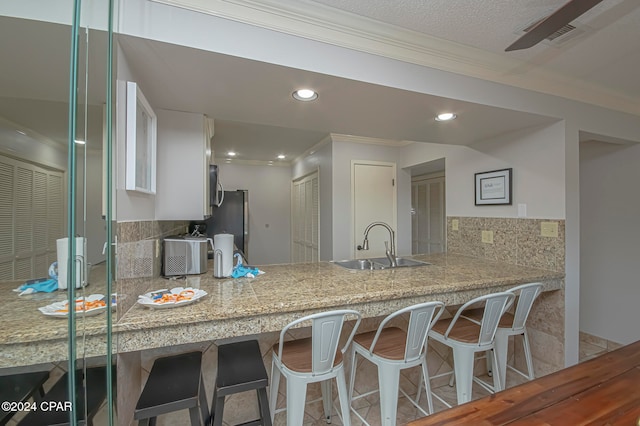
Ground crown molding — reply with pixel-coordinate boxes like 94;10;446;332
219;158;291;167
290;133;408;165
292;134;332;164
152;0;639;116
330;133;412;147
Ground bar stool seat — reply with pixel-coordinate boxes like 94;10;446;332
134;351;209;426
462;282;543;390
270;310;361;426
428;292;514;405
211;339;271;426
17;365;113;426
349;301;445;426
0;370;49;425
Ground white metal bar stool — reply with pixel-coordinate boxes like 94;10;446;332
269;309;362;426
463;282;543;390
428;292;514;405
348;301;445;426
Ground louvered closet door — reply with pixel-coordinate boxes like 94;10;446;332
0;160;14;280
411;175;445;254
292;171;319;263
0;155;65;281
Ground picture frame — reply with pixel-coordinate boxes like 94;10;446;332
475;168;512;205
125;81;157;194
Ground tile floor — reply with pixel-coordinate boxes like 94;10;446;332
5;333;614;425
140;332;615;425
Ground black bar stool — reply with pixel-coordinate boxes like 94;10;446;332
134;351;209;426
0;370;49;425
17;365;113;426
211;340;271;426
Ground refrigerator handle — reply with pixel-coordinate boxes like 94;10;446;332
244;191;249;254
216;180;224;207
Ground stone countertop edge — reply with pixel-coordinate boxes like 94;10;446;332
0;253;563;348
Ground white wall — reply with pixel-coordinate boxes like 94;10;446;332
400;122;566;219
217;163;291;265
579;141;640;345
292;139;333;261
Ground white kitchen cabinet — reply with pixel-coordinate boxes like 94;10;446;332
155;109;213;220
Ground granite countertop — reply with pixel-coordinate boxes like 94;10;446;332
0;253;564;367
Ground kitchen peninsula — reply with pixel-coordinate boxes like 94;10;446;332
1;253;565;424
0;253;564;369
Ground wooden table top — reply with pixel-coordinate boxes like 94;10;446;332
409;340;640;426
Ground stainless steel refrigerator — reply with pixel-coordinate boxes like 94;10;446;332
206;190;249;262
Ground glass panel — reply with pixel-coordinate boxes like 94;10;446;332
0;1;113;424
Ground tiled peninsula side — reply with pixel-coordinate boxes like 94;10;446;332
446;216;566;381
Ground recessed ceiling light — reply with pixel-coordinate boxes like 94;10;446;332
277;154;286;159
74;139;86;145
435;112;457;121
16;130;26;136
292;89;318;102
227;151;236;157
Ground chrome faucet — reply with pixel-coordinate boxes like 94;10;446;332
360;222;397;267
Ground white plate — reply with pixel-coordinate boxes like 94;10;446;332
137;287;207;309
39;294;115;318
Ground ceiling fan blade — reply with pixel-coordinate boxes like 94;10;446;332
505;0;604;51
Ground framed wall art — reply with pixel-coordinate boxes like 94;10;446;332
475;168;512;205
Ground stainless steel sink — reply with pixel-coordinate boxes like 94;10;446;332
332;259;384;270
368;257;431;268
332;257;430;270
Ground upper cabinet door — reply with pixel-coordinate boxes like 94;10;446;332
155;109;211;220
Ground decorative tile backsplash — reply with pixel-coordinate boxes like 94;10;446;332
116;220;188;279
114;220;189;316
447;217;565;272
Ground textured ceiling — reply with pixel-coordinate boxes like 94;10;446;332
309;0;640;101
1;0;639;163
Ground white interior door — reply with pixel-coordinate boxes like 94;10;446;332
411;174;445;254
352;161;396;259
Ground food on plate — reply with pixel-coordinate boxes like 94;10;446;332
55;298;106;313
137;287;206;309
152;289;195;304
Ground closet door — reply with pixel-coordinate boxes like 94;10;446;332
411;175;445;254
291;171;319;263
0;155;65;280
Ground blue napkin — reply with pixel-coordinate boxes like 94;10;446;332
231;265;263;278
16;278;58;295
